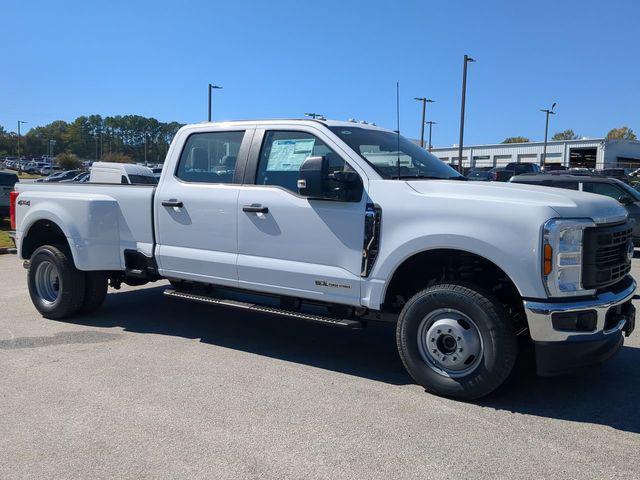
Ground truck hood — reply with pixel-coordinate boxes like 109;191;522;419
406;180;628;224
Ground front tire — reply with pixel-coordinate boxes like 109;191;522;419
28;245;86;319
397;282;517;400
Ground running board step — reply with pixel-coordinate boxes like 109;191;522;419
163;289;364;329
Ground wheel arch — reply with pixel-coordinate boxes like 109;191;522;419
21;217;76;265
379;247;527;329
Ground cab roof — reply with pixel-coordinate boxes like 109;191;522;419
191;118;391;132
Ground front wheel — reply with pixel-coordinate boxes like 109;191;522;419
397;283;517;400
28;245;86;319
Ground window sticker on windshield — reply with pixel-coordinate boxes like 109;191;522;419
266;138;315;171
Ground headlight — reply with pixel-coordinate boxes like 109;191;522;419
542;218;596;297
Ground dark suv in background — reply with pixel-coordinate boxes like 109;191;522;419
511;174;640;244
490;162;541;182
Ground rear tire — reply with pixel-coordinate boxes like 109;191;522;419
79;271;109;314
396;282;517;400
28;245;86;319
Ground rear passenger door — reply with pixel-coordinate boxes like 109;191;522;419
155;128;253;287
236;127;367;306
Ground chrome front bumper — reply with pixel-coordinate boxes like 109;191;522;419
523;279;636;342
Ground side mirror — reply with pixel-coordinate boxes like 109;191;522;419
620;195;635;206
297;156;327;198
297;156;363;202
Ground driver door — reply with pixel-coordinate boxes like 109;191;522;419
237;128;367;306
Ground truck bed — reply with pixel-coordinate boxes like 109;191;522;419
15;182;155;271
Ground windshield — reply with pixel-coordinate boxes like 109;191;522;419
329;126;463;180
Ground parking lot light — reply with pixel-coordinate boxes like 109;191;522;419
208;84;223;122
457;55;475;172
414;98;434;148
540;103;557;167
17;120;28;159
425;120;437;152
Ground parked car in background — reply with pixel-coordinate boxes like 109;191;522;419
60;172;90;183
467;170;492;181
490;162;541;182
598;168;630;184
40;165;62;176
0;171;19;216
89;162;157;184
25;161;49;174
511;174;640;244
541;164;567;173
42;170;81;183
151;167;163;181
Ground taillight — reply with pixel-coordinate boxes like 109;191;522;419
10;191;19;230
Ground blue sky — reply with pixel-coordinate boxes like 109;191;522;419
2;0;639;146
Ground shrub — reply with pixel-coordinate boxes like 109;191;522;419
56;152;82;170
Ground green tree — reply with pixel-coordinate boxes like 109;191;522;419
606;126;637;141
56;152;82;170
102;152;134;163
2;114;184;162
502;136;530;144
552;129;579;141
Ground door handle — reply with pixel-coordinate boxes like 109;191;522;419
162;199;183;208
242;204;269;214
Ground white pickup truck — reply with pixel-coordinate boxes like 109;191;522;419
10;119;636;399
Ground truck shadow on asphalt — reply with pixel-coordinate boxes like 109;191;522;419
67;285;640;435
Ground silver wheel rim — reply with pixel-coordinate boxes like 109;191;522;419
417;308;484;378
34;260;61;305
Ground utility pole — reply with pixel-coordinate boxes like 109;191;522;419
540;103;557;167
208;83;223;121
143;133;147;166
458;54;475;172
414;98;434;148
425;121;437;152
17;120;27;158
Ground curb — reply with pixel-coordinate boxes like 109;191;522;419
0;247;16;255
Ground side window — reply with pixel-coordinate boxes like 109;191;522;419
176;130;244;183
583;182;625;201
256;130;357;195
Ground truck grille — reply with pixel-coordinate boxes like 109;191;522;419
582;222;633;290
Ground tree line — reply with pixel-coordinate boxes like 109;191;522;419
502;126;637;144
0;115;184;164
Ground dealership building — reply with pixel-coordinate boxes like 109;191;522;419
430;138;640;170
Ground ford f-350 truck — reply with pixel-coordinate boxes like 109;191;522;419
10;119;636;399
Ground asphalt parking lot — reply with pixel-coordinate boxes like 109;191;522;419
1;255;639;479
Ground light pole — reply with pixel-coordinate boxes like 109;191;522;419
425;121;437;152
49;140;56;159
414;97;434;148
540;102;557;167
457;54;475;172
208;83;222;122
17;120;28;158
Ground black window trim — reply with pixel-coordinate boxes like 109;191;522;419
172;128;254;185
